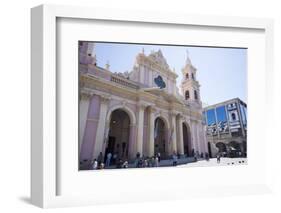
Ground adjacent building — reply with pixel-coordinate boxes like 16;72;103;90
79;42;208;169
203;98;247;158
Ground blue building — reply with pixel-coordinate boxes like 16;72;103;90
203;98;247;158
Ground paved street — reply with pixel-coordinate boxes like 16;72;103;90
102;157;247;170
177;157;247;168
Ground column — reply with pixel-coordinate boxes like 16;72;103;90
80;94;100;162
136;104;145;156
190;120;197;153
177;117;184;155
203;124;208;154
201;123;206;153
236;101;246;137
101;121;110;154
140;66;144;84
148;107;156;157
148;69;153;86
128;124;137;159
170;112;177;154
79;93;91;152
172;80;177;95
196;121;202;154
93;96;110;159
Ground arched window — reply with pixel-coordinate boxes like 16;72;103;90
185;73;189;79
231;113;236;121
185;90;190;100
191;73;195;80
194;90;198;100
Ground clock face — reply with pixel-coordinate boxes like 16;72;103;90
154;75;166;89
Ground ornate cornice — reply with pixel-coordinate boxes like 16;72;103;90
80;92;92;100
169;110;178;117
100;95;111;104
137;102;147;111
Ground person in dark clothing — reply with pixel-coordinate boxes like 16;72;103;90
216;153;221;163
172;152;178;166
157;152;161;162
97;152;103;168
205;152;210;161
116;158;123;169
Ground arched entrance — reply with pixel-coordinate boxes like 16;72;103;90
183;122;192;156
154;117;167;158
228;141;242;158
106;109;130;162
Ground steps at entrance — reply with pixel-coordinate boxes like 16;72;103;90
104;157;198;169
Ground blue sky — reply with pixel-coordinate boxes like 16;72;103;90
93;42;247;106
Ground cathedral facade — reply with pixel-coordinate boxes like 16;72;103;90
79;42;208;169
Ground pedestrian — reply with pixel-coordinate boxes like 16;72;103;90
135;152;141;168
92;159;98;170
97;152;103;168
100;162;105;169
144;159;148;167
196;151;200;159
194;152;197;162
138;158;143;168
157;152;161;162
112;152;118;165
136;152;140;159
135;158;139;168
155;156;159;167
191;149;195;157
151;157;155;167
106;152;112;167
216;153;221;163
205;152;209;161
172;152;178;166
122;160;128;168
148;157;152;167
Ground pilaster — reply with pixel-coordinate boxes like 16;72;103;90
169;111;178;154
148;106;156;157
136;103;146;156
79;92;92;153
93;95;110;159
177;115;184;155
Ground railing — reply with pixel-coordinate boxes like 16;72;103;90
110;75;139;90
80;63;140;90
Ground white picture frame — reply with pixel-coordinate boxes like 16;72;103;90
31;4;274;208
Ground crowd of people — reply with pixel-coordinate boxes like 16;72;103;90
90;152;128;170
134;152;161;168
89;150;213;170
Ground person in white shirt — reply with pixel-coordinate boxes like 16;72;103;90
155;156;159;167
106;152;112;167
92;159;98;170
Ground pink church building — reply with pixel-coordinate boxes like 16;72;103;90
79;42;208;169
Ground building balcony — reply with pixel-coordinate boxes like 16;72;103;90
110;75;140;90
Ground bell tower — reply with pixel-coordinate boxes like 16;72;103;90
181;50;201;102
79;41;97;65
